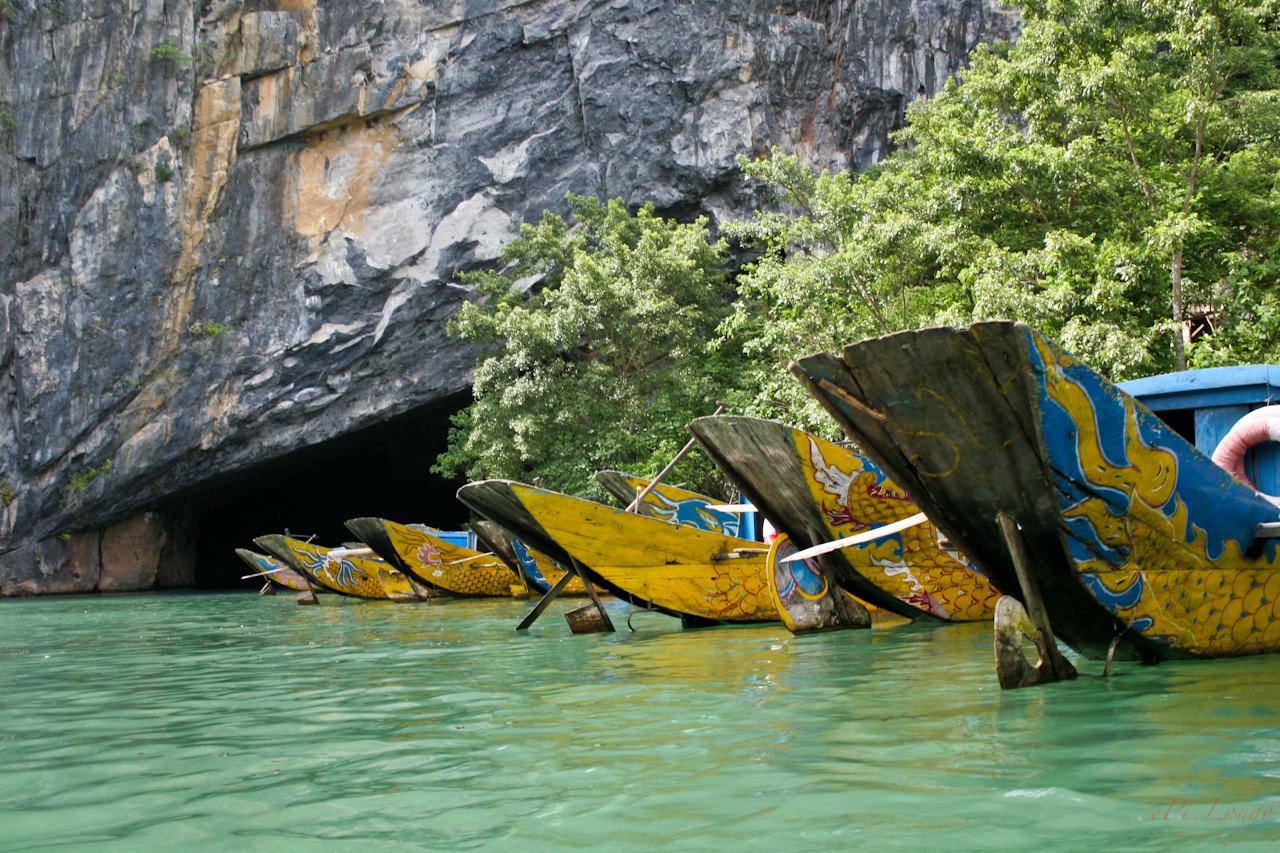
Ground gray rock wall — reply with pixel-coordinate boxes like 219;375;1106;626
0;0;1017;594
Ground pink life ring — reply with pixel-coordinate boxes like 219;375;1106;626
1210;405;1280;492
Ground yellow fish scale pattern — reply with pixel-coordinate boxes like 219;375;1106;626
511;486;777;622
602;556;771;620
792;431;1001;621
384;522;519;597
1032;333;1280;655
286;540;390;599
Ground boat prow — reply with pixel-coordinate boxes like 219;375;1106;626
794;321;1280;661
459;479;648;610
508;483;779;623
234;548;314;593
255;534;392;599
688;415;1001;622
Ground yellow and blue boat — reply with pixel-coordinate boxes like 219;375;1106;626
234;548;317;593
795;321;1280;661
377;520;521;597
463;481;777;623
254;535;392;600
689;416;1001;622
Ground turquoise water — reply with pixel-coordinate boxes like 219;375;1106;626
2;592;1279;852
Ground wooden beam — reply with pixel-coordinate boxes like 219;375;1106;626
569;556;615;632
325;547;374;558
515;568;577;630
996;514;1076;687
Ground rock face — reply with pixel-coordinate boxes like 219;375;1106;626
0;0;1017;594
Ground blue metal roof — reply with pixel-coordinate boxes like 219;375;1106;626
1116;365;1280;411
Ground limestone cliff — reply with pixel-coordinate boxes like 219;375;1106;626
0;0;1016;594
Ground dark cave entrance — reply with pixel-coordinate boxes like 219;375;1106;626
191;392;472;588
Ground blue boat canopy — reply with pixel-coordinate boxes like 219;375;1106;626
1116;364;1280;412
1118;364;1280;494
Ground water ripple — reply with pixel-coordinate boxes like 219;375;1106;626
2;593;1279;851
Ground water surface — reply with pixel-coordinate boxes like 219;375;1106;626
3;592;1278;851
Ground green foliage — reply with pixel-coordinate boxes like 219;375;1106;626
58;531;73;541
0;100;20;131
150;41;194;63
190;321;228;340
729;0;1280;382
435;194;742;498
59;460;113;507
0;481;15;506
153;162;173;183
0;0;13;22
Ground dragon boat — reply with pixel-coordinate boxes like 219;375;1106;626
234;548;317;593
594;471;754;538
460;479;667;613
463;481;777;623
793;320;1280;662
255;535;393;599
470;519;591;596
353;518;521;597
689;416;1001;623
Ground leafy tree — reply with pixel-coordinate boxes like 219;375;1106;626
728;0;1280;382
435;194;741;498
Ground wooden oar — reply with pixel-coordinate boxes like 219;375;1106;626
444;552;495;566
241;568;284;580
779;512;929;562
325;547;374;558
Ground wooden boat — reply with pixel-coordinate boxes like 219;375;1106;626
254;535;392;599
595;471;754;538
470;519;591;596
489;483;778;623
377;519;521;597
459;479;665;613
688;416;1001;621
234;548;316;593
793;320;1280;661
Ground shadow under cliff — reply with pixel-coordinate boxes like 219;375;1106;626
193;392;472;588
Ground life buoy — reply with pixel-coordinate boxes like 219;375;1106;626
1210;405;1280;492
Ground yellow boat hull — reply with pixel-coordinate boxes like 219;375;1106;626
383;521;521;597
511;485;777;622
255;535;391;599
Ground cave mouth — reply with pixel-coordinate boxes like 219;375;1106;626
192;392;473;588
